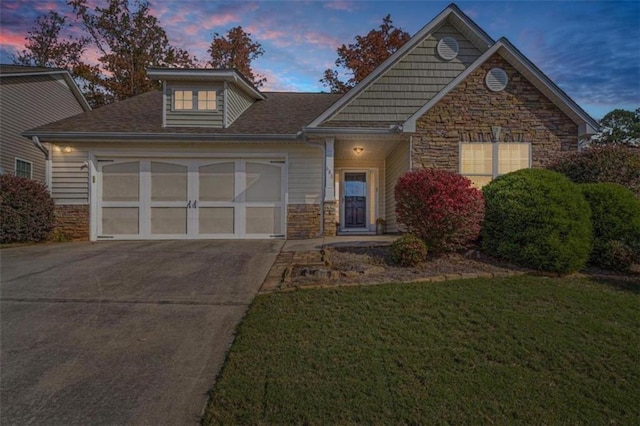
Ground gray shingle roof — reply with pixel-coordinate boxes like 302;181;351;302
26;90;342;137
0;64;67;75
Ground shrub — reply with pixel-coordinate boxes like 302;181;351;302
482;169;592;274
598;240;637;272
580;182;640;270
389;234;427;267
0;174;55;244
394;169;484;253
547;145;640;197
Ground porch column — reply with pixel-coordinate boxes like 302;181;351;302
323;137;337;236
324;137;335;201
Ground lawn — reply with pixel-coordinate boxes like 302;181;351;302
202;275;639;424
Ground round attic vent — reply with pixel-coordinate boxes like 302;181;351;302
485;68;508;91
437;37;459;60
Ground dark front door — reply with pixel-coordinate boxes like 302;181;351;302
344;172;367;228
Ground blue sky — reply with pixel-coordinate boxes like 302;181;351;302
1;1;638;119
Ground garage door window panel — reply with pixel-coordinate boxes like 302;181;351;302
151;162;188;202
199;162;235;202
199;207;234;234
102;162;139;202
246;207;282;234
245;163;282;202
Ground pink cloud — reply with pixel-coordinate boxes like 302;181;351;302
303;32;341;48
33;2;58;12
324;1;356;12
0;29;27;51
2;2;20;10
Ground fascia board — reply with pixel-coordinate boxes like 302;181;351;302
308;5;495;128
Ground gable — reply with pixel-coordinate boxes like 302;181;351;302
326;21;484;125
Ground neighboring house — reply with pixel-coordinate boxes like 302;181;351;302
0;65;91;182
24;4;598;241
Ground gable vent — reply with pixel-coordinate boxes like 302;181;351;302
485;68;508;92
437;37;459;60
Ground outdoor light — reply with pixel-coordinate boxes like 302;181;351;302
62;146;72;153
353;147;364;155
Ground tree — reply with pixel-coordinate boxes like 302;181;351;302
320;15;410;93
14;10;89;69
591;108;640;146
208;26;265;87
68;0;196;106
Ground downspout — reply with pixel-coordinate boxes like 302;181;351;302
303;136;326;238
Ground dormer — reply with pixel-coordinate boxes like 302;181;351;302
147;68;265;128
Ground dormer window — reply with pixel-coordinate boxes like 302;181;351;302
173;89;217;111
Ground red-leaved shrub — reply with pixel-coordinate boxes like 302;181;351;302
0;174;55;244
394;169;484;253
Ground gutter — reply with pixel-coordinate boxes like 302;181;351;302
302;125;402;135
31;136;49;159
22;131;302;141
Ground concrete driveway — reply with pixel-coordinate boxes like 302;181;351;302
0;240;283;425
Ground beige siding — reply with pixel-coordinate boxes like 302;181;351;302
384;140;410;232
0;74;86;182
50;142;322;206
331;23;482;123
51;146;90;204
226;83;255;125
165;82;224;127
335;159;385;221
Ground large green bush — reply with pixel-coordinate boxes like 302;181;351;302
0;174;55;244
482;169;592;274
547;145;640;197
580;183;640;271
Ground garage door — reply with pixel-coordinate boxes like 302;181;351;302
97;158;285;239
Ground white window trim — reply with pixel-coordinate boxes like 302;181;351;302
171;88;218;112
15;158;33;179
459;141;532;182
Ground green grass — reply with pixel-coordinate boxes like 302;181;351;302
203;276;640;425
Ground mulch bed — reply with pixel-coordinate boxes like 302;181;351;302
287;245;640;288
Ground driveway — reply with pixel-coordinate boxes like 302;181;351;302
0;240;283;425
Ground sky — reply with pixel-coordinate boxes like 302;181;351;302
0;1;638;119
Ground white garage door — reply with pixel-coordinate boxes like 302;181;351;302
97;158;285;239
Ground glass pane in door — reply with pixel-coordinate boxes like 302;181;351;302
344;173;366;228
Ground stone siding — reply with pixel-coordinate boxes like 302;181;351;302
323;201;337;236
412;54;578;171
54;204;90;240
287;204;321;239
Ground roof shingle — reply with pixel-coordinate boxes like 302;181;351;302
27;91;342;136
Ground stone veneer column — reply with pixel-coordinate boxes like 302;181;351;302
322;201;337;236
54;205;90;240
286;204;321;239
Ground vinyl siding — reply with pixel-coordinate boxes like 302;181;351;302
51;146;89;204
226;83;255;125
50;142;322;205
0;74;86;182
330;23;482;124
165;82;224;127
384;140;410;232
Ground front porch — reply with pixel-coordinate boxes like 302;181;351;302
318;134;410;236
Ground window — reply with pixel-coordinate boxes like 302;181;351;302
173;89;217;111
460;143;530;188
173;90;193;110
15;158;32;179
197;90;217;110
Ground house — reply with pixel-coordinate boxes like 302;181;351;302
23;4;598;241
0;65;91;182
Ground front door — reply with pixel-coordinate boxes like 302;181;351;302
344;172;367;228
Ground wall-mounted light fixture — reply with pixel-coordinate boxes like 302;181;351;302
62;146;72;153
353;147;364;155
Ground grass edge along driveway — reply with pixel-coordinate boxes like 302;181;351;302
203;275;639;425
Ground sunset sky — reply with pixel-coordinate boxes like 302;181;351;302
1;1;638;119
